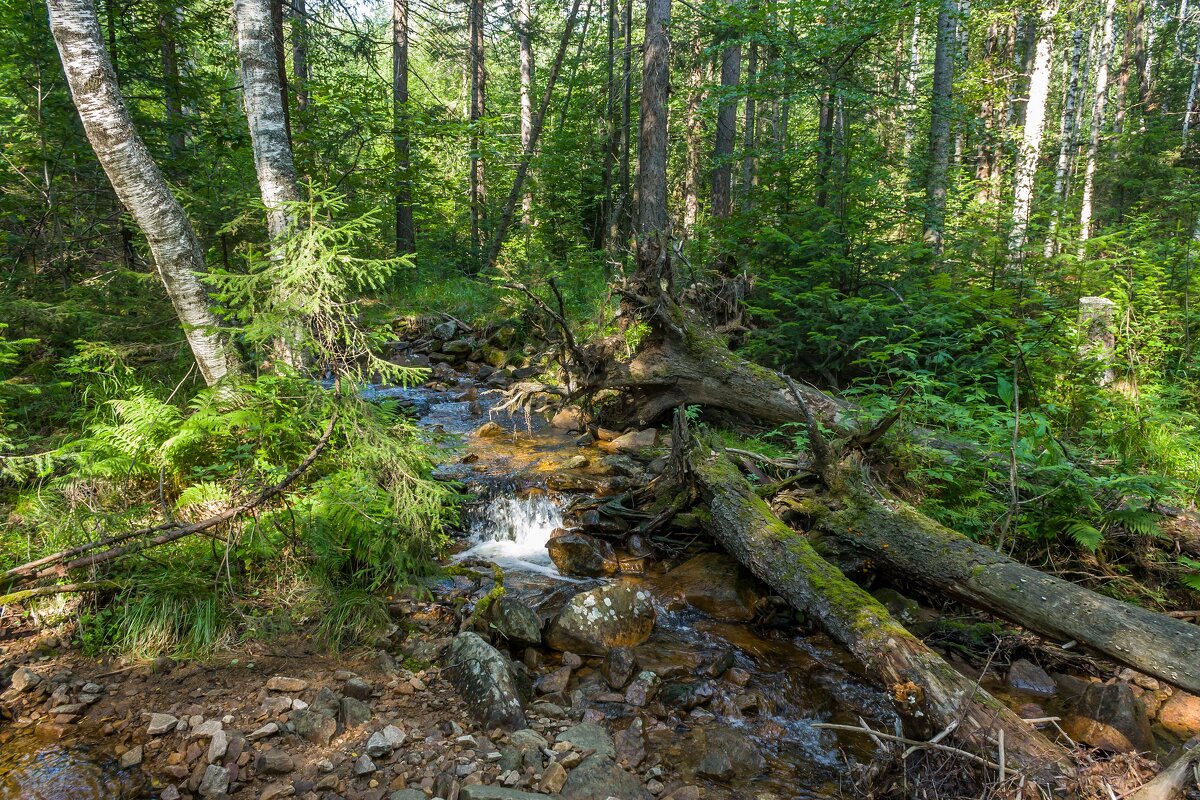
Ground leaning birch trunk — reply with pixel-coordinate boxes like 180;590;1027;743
923;0;956;254
1078;0;1117;250
1044;27;1084;258
689;444;1072;780
811;478;1200;694
47;0;237;387
1006;0;1056;271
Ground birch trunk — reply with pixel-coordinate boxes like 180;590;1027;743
711;24;740;219
1079;0;1117;249
468;0;487;262
1006;0;1057;271
393;0;415;254
901;9;922;162
293;0;309;118
47;0;237;386
634;0;671;293
683;38;705;237
269;0;292;145
518;0;534;225
1185;27;1200;141
923;0;957;254
1044;28;1083;257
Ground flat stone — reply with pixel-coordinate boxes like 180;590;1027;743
247;722;279;741
460;787;556;800
554;723;614;759
198;765;230;799
560;754;652;800
536;667;572;696
255;748;295;775
119;744;143;768
343;677;373;701
189;719;223;740
264;676;308;693
608;429;656;453
10;667;41;692
260;782;296;800
148;713;179;735
540;761;568;793
1007;659;1057;697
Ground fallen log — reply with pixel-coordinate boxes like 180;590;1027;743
1126;740;1200;800
687;441;1072;781
809;475;1200;694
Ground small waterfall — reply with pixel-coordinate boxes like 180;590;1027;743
455;492;565;576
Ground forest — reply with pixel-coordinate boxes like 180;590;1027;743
2;0;1200;794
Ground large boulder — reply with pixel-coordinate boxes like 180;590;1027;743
444;632;527;731
545;581;656;655
1062;682;1154;753
1157;691;1200;740
561;754;652;800
487;596;542;646
653;552;763;622
547;531;618;577
677;725;765;783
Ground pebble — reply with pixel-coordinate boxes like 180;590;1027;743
264;676;308;693
247;722;279;740
353;754;377;776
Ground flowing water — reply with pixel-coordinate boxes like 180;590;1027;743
0;729;145;800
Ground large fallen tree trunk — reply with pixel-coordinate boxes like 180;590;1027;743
808;475;1200;695
687;440;1073;782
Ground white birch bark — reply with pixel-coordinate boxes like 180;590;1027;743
902;9;922;161
1078;0;1117;249
234;0;302;242
47;0;237;386
518;0;533;224
1185;28;1200;140
1044;27;1084;257
1006;0;1057;270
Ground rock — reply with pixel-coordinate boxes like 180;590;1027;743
162;786;182;800
255;748;295;775
460;787;551;800
654;552;763;622
547;532;618;578
601;648;638;690
198;765;230;799
247;722;279;741
1158;691;1200;740
189;719;223;740
291;709;336;745
343;677;373;701
366;730;393;758
554;723;614;759
207;730;228;764
536;666;572;696
540;761;568;792
119;744;143;768
10;667;41;692
341;696;373;728
443;632;527;731
148;713;179;735
545;581;656;655
353;754;377;776
264;676;308;693
614;718;644;767
381;724;407;749
1007;659;1057;697
260;782;295;800
443;339;473;356
390;791;427;800
433;321;457;340
561;754;652;800
561;455;589;470
608;429;656;453
681;726;764;783
475;421;505;438
1062;682;1155;753
482;346;508;368
490;325;518;348
487;596;542;646
550;407;591;431
623;671;661;707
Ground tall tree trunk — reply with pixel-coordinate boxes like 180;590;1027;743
952;0;969;168
393;0;415;254
518;0;534;225
815;87;834;209
634;0;671;293
269;0;292;146
1114;4;1132;135
711;21;740;219
468;0;487;264
594;0;618;250
740;41;757;204
1079;0;1117;249
159;4;185;159
292;0;309;120
683;38;705;237
1006;0;1056;271
975;21;999;203
923;0;957;254
47;0;237;386
1045;28;1084;257
1185;24;1200;141
483;0;585;269
901;8;922;162
234;0;303;244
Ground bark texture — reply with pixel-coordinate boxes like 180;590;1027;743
47;0;237;386
711;27;740;219
1079;0;1117;248
1044;27;1084;257
923;0;956;254
393;0;415;254
634;0;671;291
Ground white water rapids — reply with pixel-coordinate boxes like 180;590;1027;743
454;493;566;577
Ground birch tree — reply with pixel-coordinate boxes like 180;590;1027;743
1044;27;1084;257
1079;0;1118;248
518;0;534;224
923;0;957;254
1006;0;1057;270
46;0;238;386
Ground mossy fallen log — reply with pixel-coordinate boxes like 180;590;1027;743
687;442;1072;781
810;480;1200;695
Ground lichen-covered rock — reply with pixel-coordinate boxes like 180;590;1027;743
547;531;618;577
444;632;527;731
488;596;542;646
545;581;655;655
653;552;763;622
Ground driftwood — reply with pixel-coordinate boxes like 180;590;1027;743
1126;740;1200;800
807;471;1200;694
2;412;336;590
686;438;1072;782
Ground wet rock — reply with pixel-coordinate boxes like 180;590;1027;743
535;666;572;696
119;744;143;768
547;531;618;578
561;754;652;800
341;696;373;729
265;676;308;693
343;677;373;701
659;681;714;710
475;421;505;438
624;671;661;707
561;454;589;470
655;552;763;623
291;709;336;745
148;713;179;735
607;429;656;453
545;581;656;655
1157;691;1200;740
684;725;765;783
444;632;527;731
487;596;542;646
10;667;41;692
1062;682;1154;752
601;648;638;690
198;764;230;799
1007;659;1057;697
554;722;614;759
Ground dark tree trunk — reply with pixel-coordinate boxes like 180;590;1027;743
293;0;310;120
394;0;415;254
711;26;740;219
923;0;956;254
159;4;185;159
634;0;671;293
468;0;487;266
269;0;292;146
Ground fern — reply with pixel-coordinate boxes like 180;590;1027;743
1065;521;1104;553
1180;557;1200;593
